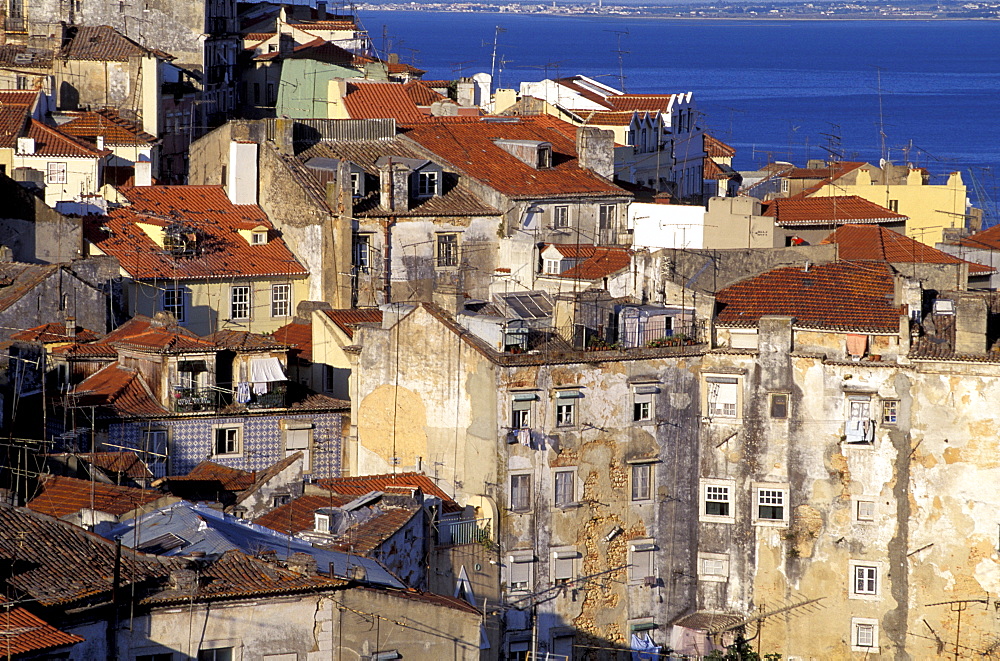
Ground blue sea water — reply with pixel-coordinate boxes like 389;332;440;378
357;11;1000;217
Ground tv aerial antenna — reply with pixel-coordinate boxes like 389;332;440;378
483;25;506;93
604;28;629;92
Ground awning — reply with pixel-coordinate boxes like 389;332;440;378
250;357;286;383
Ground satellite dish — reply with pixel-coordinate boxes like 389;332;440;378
879;158;887;169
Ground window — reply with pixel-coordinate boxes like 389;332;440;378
272;494;291;508
551;633;574;659
628;540;655;583
845;394;874;443
417;170;438;196
698;552;729;582
706;376;739;418
314;513;330;533
213;426;241;456
852;618;879;652
882;399;898;425
543;258;561;275
163;288;184;322
137;655;173;661
554;469;575;507
350;171;361;196
353;234;371;273
511;395;533;428
700;479;734;523
436;233;458;268
510;473;531;511
253;83;261;104
551;549;577;585
141;429;168;472
230;286;250;320
770;393;788;419
756;487;787;523
197;649;233;661
553;205;569;228
508;551;534;591
47;161;67;184
631;463;652;501
266;82;276;105
780;178;790;193
856;499;876;522
632;385;656;422
323;364;335;392
854;565;877;594
598;204;616;230
270;283;290;317
284;423;313;470
537;145;552;169
554;390;580;427
251;230;268;245
888;199;899;213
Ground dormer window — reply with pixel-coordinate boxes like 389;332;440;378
350;172;361;196
543;258;561;275
537;145;552;169
251;230;268;245
314;513;330;533
417;171;438;197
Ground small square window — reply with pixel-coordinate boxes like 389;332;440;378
543;258;561;275
888;199;899;213
756;488;786;522
631;463;652;501
698;552;729;582
553;205;569;228
163;288;185;322
856;500;876;522
705;484;730;517
556;401;574;427
251;230;268;245
214;426;241;456
436;233;459;268
770;393;788;418
853;564;878;595
632;389;654;422
47;161;67;184
553;470;575;507
417;170;438;197
510;473;531;511
882;399;898;425
852;618;879;652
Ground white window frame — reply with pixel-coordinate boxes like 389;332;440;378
630;462;653;502
849;560;883;600
627;539;656;584
212;424;242;457
508;551;534;592
551;547;578;586
47;161;67;184
754;484;789;526
598;203;616;230
251;230;268;245
510;393;535;429
697;552;730;583
509;472;531;512
632;385;656;423
417;170;439;197
554;389;580;428
230;285;251;320
699;478;735;523
854;498;876;523
270;283;290;317
845;394;874;444
436;232;459;268
283;422;313;471
705;375;740;420
553;468;576;508
851;617;879;653
353;234;371;273
163;287;185;322
553;205;569;228
543;258;561;275
350;171;361;196
882;398;899;425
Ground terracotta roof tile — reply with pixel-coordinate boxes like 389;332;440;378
26;119;107;158
322;308;383;339
0;89;42;107
85;186;308;281
543;243;631;280
62;25;164;62
10;321;100;343
343;82;427;122
402;116;628;200
317;472;457;506
957;223;1000;251
821;224;994;275
0;103;30;149
604;94;676;113
580;110;643;127
206;329;288;351
52;315;164;359
763;195;907;225
111;328;216;352
170;461;256;491
0;44;54;68
27;475;163;518
69;451;155;479
71;363;168;417
58;108;157;145
402;80;445;106
704;133;735;158
0;263;58;313
715;261;902;333
326;506;419;555
0;601;84;657
273;319;312;361
0;505;171;607
255;493;353;534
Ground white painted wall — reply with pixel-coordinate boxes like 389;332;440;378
630;202;707;250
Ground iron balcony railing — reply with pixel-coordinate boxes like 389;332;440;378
438;517;492;546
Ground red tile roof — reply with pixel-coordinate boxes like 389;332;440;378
0;90;36;148
58;108;157;146
704;134;735;159
273;319;313;361
51;315;162;359
85;186;308;281
323;308;383;340
821;224;995;275
343;82;427;122
326;506;419;555
956;223;1000;251
715;261;903;333
0;601;84;657
62;25;165;62
403;80;446;107
604;94;676;113
111;328;216;353
170;461;255;491
27;475;163;518
206;329;288;351
317;472;455;504
26;119;108;158
763;195;907;225
255;493;353;534
402;116;628;200
10;321;100;343
71;363;167;417
543;243;632;280
580;110;643;127
49;451;155;479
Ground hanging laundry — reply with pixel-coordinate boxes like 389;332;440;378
236;382;251;404
253;381;268;396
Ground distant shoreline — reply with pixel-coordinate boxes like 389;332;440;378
357;7;999;20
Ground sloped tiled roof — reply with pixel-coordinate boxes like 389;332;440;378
789;161;868;198
402;80;445;106
62;25;163;62
72;451;155;479
402;116;628;200
704;133;735;159
821;224;995;275
27;475;163;518
543;243;632;280
0;600;84;657
0;95;31;149
169;461;256;491
273;319;313;361
255;493;353;534
111;328;216;353
715;261;902;333
26;119;107;158
604;94;675;113
207;329;288;351
0;264;64;314
58;108;157;146
51;315;163;359
0;44;54;69
956;223;1000;251
763;195;907;225
0;505;171;607
317;472;457;506
323;308;383;339
11;321;100;343
580;110;642;127
326;506;419;555
343;81;426;122
71;363;167;417
85;186;308;281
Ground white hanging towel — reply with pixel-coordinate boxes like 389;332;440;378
249;357;286;382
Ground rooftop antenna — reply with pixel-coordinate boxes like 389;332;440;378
451;60;474;77
874;65;888;166
485;25;506;94
604;28;629;92
819;123;844;162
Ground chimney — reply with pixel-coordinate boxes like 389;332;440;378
168;568;198;593
388;53;399;64
378;159;410;213
432;282;464;316
954;293;987;354
316;0;327;20
274;117;294;155
96;135;104;151
16;137;34;155
456;77;476;107
576;126;614;179
287;551;318;576
64;317;76;338
278;32;294;56
134;159;152;187
227;141;258;205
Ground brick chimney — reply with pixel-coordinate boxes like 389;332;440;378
576;126;614;179
378;159;411;213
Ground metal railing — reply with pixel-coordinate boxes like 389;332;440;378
438;517;492;546
172;387;218;413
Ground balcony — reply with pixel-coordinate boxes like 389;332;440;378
247;383;287;409
172;387;218;413
438;518;492;546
